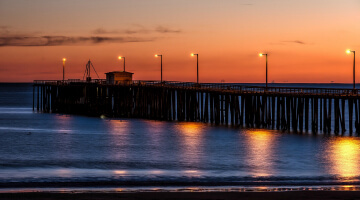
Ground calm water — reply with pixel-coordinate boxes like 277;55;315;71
0;83;360;190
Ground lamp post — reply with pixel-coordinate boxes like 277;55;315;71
347;49;356;90
155;54;163;83
191;53;199;84
118;56;125;72
62;58;66;82
259;53;268;89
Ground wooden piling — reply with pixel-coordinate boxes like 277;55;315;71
32;81;360;136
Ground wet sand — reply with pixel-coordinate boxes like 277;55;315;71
1;191;360;200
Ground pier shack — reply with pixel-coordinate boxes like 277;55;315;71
33;80;360;135
105;71;133;85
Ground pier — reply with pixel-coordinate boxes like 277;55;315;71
33;80;360;135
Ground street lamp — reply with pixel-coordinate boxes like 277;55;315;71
191;53;199;84
259;53;268;89
118;56;125;72
62;58;66;82
155;54;163;83
347;49;356;90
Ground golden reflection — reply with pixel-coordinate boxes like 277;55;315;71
149;170;163;175
327;137;360;178
108;120;130;135
184;170;199;173
244;130;277;177
341;185;356;191
176;122;204;167
113;170;127;175
178;122;202;135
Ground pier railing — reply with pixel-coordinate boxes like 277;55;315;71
33;79;106;85
133;81;360;96
33;79;360;96
33;79;360;135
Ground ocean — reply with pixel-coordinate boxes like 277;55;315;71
0;83;360;192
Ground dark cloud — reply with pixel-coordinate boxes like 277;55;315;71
0;35;154;47
92;25;181;35
0;26;43;37
92;28;119;34
282;40;307;45
124;28;150;34
92;27;150;35
155;26;181;33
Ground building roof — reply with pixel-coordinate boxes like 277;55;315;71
105;71;134;75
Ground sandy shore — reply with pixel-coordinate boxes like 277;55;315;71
1;191;360;200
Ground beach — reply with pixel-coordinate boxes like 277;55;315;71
2;191;360;200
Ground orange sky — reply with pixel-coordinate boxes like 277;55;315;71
0;0;359;83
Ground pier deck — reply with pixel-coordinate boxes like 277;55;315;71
33;80;360;135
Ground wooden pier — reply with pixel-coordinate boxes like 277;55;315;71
33;80;360;135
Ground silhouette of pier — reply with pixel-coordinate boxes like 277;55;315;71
33;80;360;135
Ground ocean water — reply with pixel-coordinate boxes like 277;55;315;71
0;83;360;191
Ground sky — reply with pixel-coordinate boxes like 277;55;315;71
0;0;359;83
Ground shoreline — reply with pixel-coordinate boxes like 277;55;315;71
1;191;360;200
2;185;360;193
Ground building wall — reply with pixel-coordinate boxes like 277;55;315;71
106;72;133;84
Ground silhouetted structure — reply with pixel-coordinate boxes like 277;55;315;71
105;71;133;84
83;60;100;82
33;80;360;135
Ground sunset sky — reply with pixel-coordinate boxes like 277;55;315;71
0;0;359;83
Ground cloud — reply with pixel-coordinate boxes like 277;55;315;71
92;27;150;35
281;40;307;45
155;26;181;33
270;40;309;45
0;24;181;47
92;28;119;34
92;25;181;35
0;26;43;37
0;35;154;47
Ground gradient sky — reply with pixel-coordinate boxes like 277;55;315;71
0;0;359;83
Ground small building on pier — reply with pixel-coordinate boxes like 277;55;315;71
105;71;133;84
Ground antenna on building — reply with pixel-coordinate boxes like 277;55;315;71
83;59;100;82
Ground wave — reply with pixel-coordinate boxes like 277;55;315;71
0;167;359;188
0;127;72;133
0;107;32;114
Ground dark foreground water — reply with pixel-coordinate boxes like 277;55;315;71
0;83;360;191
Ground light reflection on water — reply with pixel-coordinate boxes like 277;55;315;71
244;130;278;177
176;122;204;170
2;108;360;186
106;120;131;161
325;137;360;178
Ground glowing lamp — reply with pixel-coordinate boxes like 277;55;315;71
259;53;268;89
62;58;66;62
155;54;163;82
118;56;122;60
191;53;195;56
346;49;356;90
